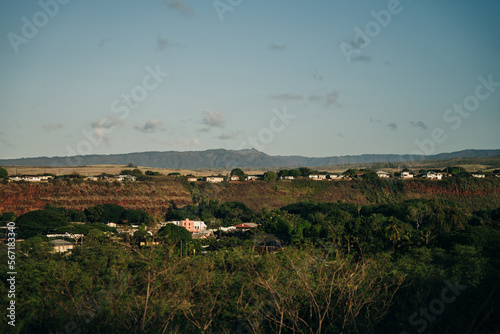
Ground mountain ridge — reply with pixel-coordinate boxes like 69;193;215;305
1;148;499;169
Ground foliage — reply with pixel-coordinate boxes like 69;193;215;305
0;166;8;178
158;223;192;243
84;203;127;223
263;171;278;182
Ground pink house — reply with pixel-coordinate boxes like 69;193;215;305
169;219;207;233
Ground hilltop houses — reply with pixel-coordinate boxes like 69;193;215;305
376;171;390;178
400;171;413;179
204;176;224;183
167;219;207;233
424;171;443;180
309;174;327;180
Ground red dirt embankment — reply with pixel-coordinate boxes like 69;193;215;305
0;180;192;217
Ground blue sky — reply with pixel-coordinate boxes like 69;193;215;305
0;0;499;159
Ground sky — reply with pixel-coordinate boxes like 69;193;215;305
0;0;499;160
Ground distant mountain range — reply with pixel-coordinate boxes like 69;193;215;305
1;149;499;169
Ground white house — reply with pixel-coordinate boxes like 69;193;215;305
309;174;327;180
376;171;390;178
400;171;413;179
472;174;485;178
205;176;224;183
230;176;240;181
327;174;340;179
424;171;443;180
280;176;295;180
51;239;75;253
246;175;263;181
187;177;198;182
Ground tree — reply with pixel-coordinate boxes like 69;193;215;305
263;171;278;182
298;167;312;177
85;204;126;223
124;209;153;226
362;170;378;180
16;209;68;238
0;166;8;178
230;168;245;177
0;211;16;223
343;168;359;178
158;224;192;243
145;170;161;176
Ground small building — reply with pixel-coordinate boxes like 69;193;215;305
230;176;240;181
168;219;207;233
235;223;260;230
376;171;390;179
400;171;413;179
309;174;327;180
327;174;340;180
280;176;295;180
187;177;198;182
246;175;263;181
84;176;99;181
472;174;485;178
204;176;224;183
424;171;443;180
51;239;75;253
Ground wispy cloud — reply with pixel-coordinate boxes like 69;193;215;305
387;122;398;131
178;138;201;147
0;137;15;148
163;0;194;17
308;90;341;108
42;123;65;131
370;117;383;123
338;133;345;138
156;35;168;51
134;119;164;133
351;54;373;63
218;133;236;140
313;70;323;81
90;115;124;143
410;121;428;130
201;110;225;132
270;93;303;101
269;43;287;51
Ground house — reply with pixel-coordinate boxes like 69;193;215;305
400;171;413;179
168;219;207;233
327;174;340;180
9;175;43;182
246;175;263;181
51;239;75;253
107;222;117;227
424;171;443;180
376;171;390;179
280;176;295;180
187;177;198;182
472;174;485;178
204;176;224;183
309;174;327;180
235;223;260;230
230;176;240;181
84;176;99;181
